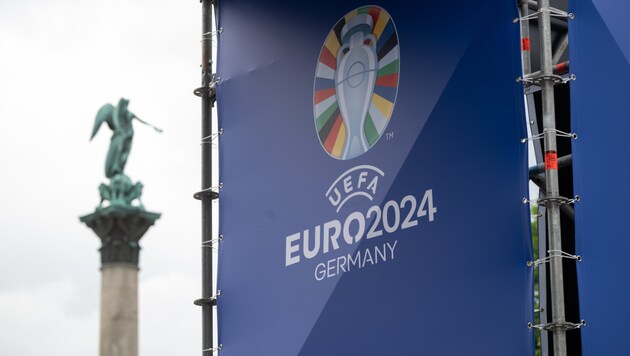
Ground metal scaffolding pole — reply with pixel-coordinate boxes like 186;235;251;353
538;0;567;354
552;33;569;65
519;0;532;75
194;0;217;355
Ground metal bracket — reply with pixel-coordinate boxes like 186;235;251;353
527;249;582;268
201;128;224;146
514;8;574;23
523;195;580;207
202;344;223;353
528;320;586;331
194;290;222;307
537;195;580;206
194;183;223;201
201;27;224;42
521;128;577;143
194;75;221;100
201;235;224;252
517;73;576;86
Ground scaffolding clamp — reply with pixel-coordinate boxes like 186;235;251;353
194;75;221;100
522;195;580;206
528;320;586;331
195;290;222;307
517;73;576;86
194;183;223;201
538;195;580;207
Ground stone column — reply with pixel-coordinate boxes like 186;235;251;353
80;206;160;356
100;263;138;356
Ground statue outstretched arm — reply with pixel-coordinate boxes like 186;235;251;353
133;116;163;133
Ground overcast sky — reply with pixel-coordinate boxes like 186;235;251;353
0;1;207;355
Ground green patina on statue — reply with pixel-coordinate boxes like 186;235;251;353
81;98;162;265
91;98;162;209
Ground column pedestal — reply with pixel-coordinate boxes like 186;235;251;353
80;206;160;356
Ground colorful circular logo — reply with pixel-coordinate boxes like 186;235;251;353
313;6;400;160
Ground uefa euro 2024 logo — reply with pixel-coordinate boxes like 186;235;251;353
285;10;435;276
286;13;434;277
314;6;399;160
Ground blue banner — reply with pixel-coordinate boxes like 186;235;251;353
570;1;630;354
217;1;532;354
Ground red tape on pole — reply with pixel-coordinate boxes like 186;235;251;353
545;151;558;170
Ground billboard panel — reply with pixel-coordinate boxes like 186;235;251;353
570;1;630;354
217;1;532;354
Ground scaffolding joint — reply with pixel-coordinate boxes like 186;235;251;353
194;183;223;201
528;320;586;331
522;195;580;207
194;75;221;100
517;73;575;87
195;290;221;307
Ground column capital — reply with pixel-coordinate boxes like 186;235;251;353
80;206;160;266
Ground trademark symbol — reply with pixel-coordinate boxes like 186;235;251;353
386;132;394;140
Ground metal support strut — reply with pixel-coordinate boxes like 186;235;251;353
196;0;217;354
538;0;568;354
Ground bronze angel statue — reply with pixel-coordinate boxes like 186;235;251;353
91;98;161;207
91;98;162;178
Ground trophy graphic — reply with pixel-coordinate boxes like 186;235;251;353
313;6;399;160
335;14;378;160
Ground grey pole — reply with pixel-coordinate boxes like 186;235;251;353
194;0;217;355
518;0;532;76
201;0;214;352
538;0;568;354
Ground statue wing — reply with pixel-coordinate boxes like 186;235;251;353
91;103;115;140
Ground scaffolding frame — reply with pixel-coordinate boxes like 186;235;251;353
518;1;581;355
